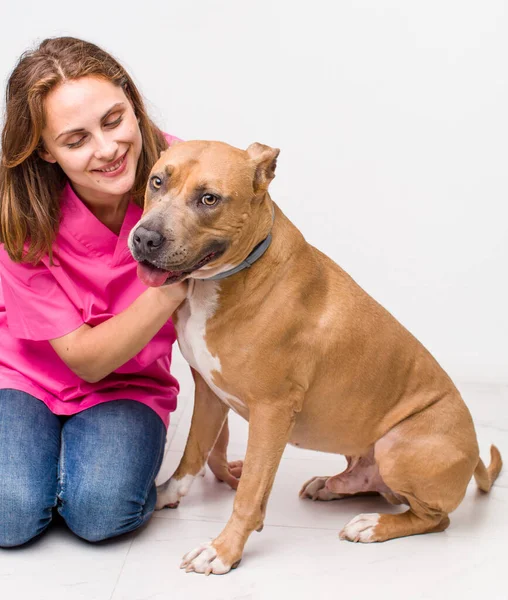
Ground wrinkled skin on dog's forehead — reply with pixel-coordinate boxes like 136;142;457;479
143;140;258;213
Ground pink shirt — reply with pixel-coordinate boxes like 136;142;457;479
0;144;180;427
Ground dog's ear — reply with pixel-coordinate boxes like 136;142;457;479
246;142;280;194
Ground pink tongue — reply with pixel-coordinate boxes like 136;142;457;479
137;263;171;287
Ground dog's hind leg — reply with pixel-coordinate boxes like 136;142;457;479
299;475;376;501
339;509;451;543
340;402;479;543
300;449;392;502
338;451;454;543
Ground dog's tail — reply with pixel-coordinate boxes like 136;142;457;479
474;445;503;492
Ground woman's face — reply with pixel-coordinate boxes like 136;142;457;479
40;76;143;207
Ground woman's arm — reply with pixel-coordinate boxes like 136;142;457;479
49;283;187;383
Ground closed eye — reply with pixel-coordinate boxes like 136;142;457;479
104;115;123;128
67;136;87;149
66;115;123;149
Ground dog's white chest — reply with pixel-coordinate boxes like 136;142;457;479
176;281;246;416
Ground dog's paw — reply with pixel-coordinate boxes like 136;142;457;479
299;476;347;501
155;474;196;510
180;541;240;576
339;513;380;542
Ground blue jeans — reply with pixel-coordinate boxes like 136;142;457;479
0;389;166;547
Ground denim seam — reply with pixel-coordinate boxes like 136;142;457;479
57;430;66;507
145;428;166;497
138;423;166;520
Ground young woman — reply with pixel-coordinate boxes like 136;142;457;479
0;37;240;548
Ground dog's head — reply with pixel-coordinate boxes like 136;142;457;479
129;140;279;286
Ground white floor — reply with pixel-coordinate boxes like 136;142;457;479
2;357;507;600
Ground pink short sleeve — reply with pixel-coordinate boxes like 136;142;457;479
164;132;182;146
0;248;83;341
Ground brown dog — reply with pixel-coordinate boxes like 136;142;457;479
129;140;502;575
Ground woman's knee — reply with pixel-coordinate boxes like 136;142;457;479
0;390;60;548
0;489;54;548
59;483;157;542
58;401;165;542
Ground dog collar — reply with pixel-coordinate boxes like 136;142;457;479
200;207;274;282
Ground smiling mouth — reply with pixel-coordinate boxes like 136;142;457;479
136;250;222;287
93;150;128;173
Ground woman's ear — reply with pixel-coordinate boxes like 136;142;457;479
38;146;57;164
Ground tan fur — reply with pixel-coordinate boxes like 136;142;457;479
132;140;503;574
474;445;503;492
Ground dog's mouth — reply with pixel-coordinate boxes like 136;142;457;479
136;249;224;287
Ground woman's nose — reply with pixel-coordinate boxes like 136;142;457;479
94;136;118;161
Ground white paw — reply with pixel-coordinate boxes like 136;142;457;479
339;513;380;543
180;542;234;576
155;473;196;510
299;476;347;501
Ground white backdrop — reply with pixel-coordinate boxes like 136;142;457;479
1;0;507;382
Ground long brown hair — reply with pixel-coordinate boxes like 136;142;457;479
0;37;168;264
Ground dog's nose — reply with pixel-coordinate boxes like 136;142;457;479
132;227;165;255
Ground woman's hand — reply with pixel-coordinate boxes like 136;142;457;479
157;280;189;306
207;418;243;490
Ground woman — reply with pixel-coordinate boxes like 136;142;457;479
0;37;240;548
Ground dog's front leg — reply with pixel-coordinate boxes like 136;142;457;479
181;400;298;575
156;368;229;509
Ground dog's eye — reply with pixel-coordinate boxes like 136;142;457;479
201;193;219;206
150;176;163;190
